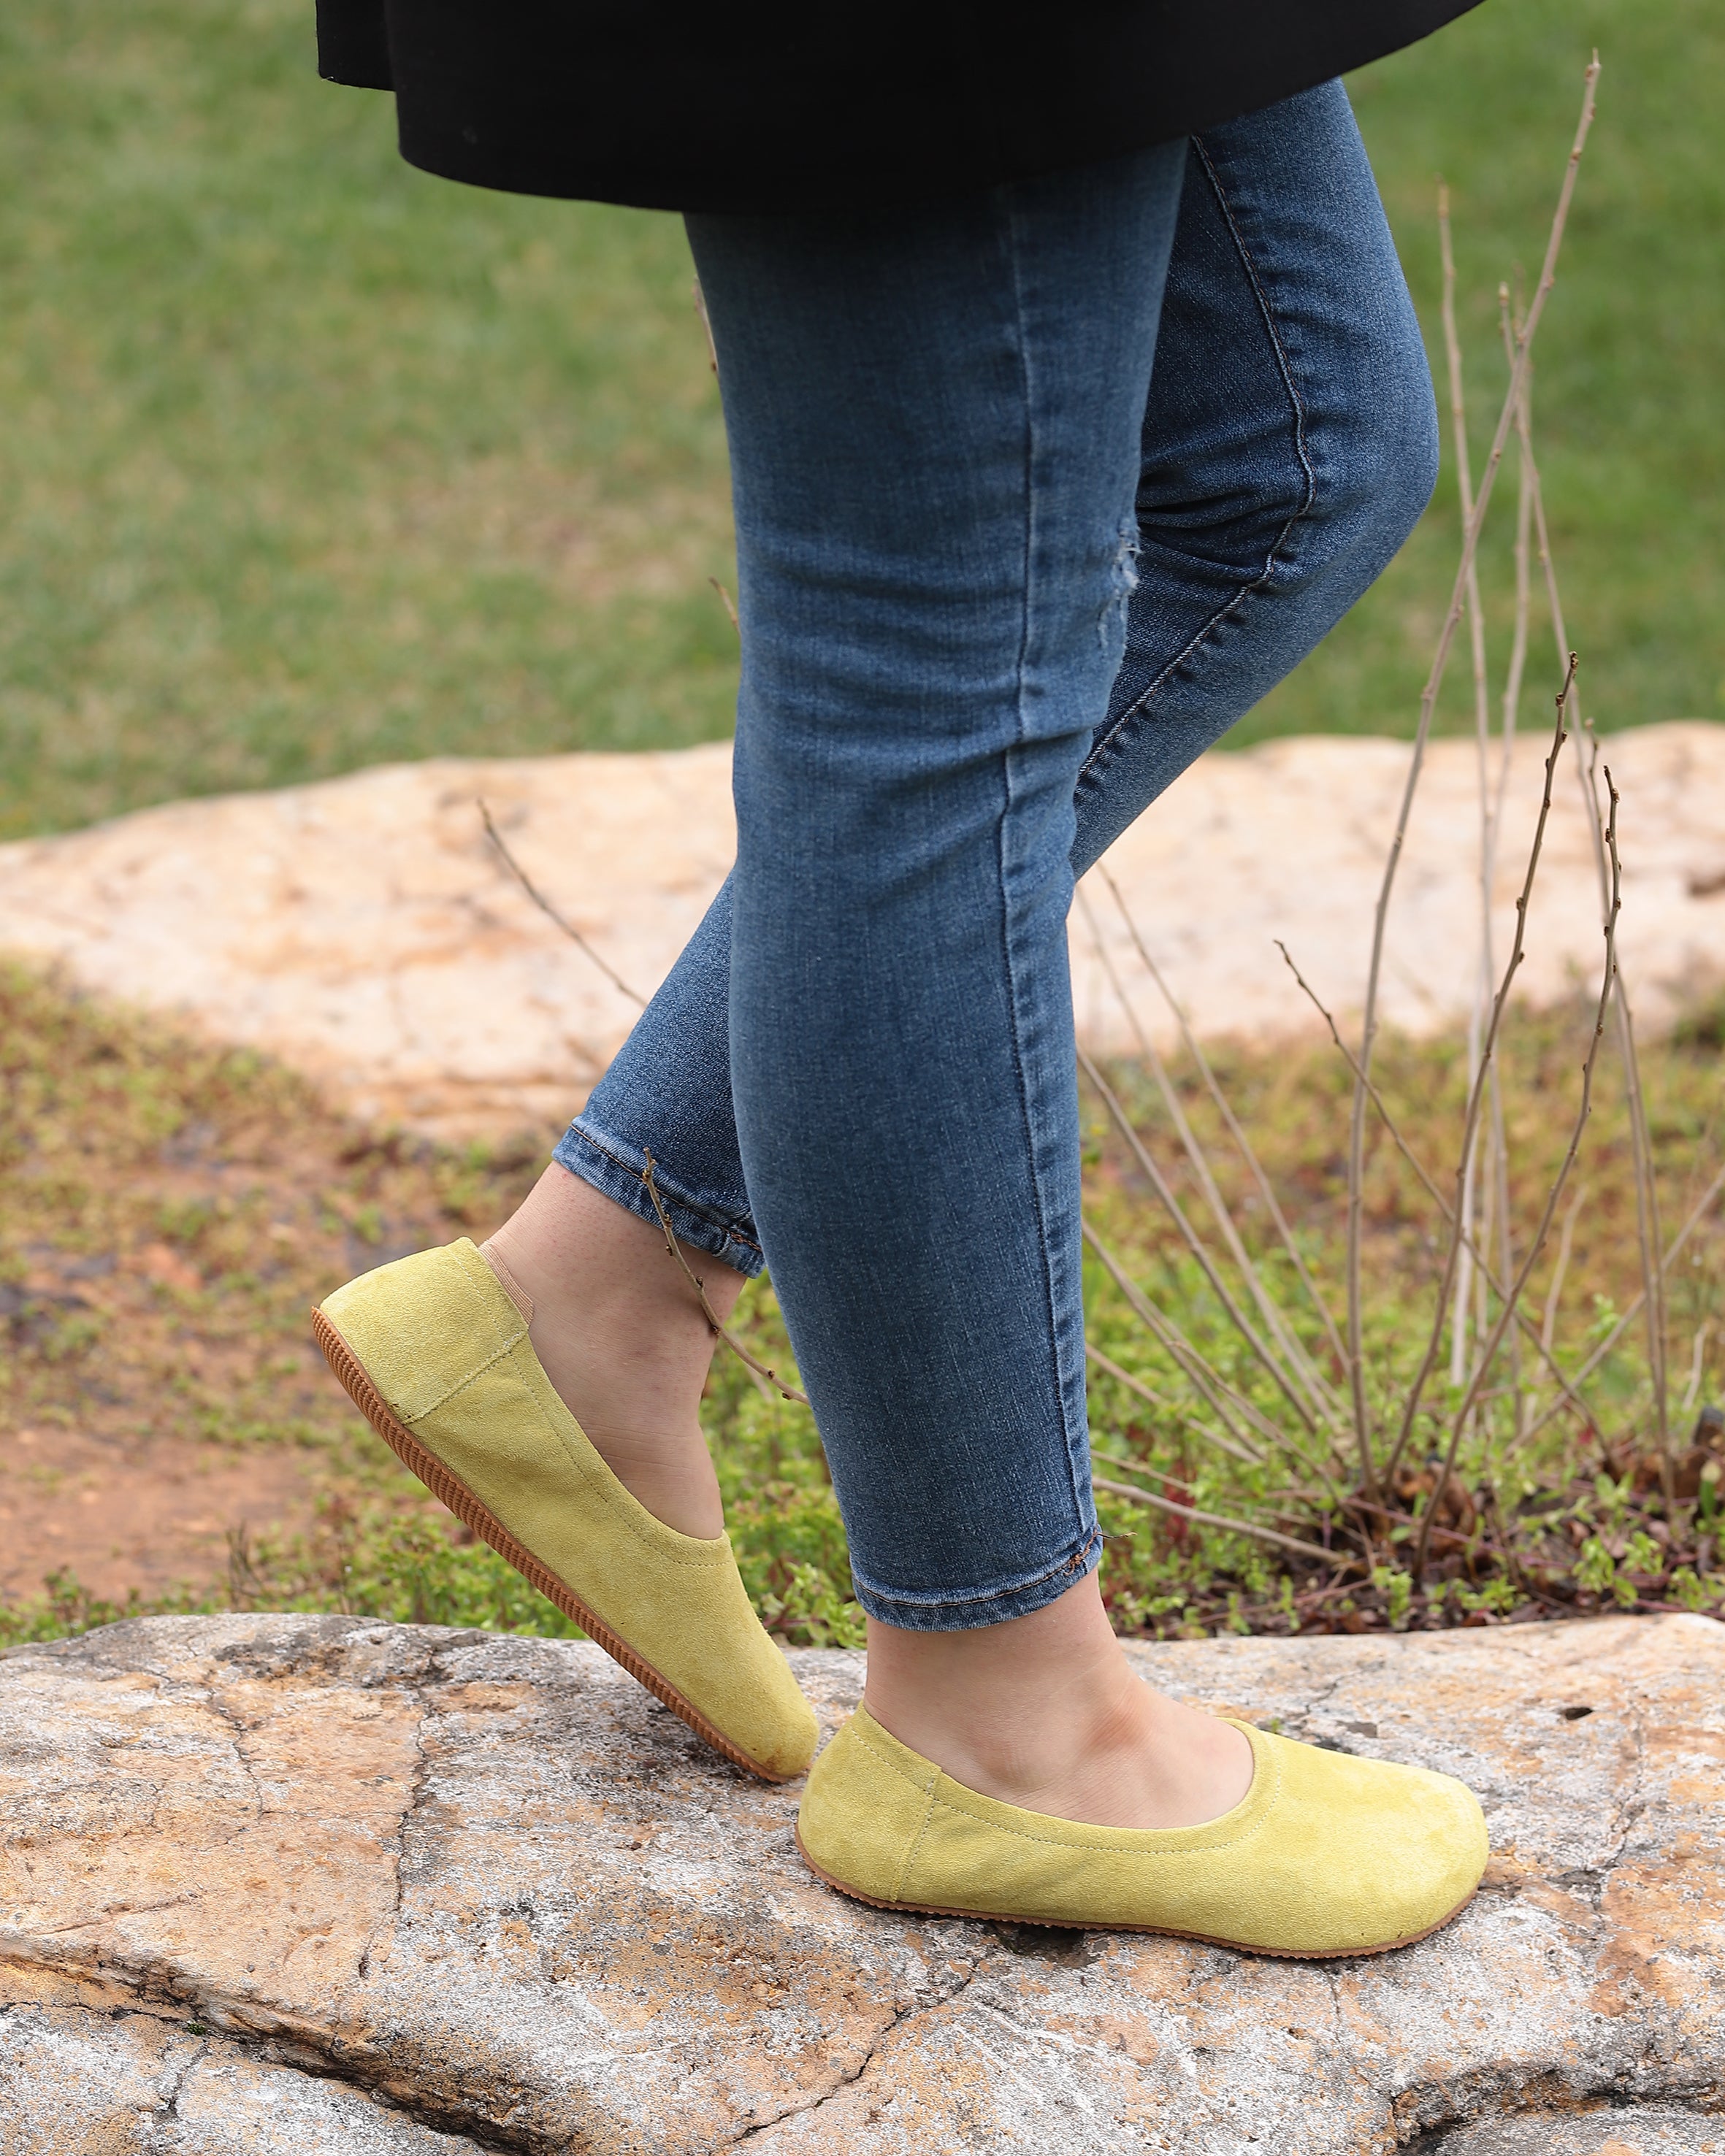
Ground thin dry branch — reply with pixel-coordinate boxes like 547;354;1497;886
1383;657;1579;1494
1344;55;1600;1493
1540;1182;1587;1357
1273;938;1599;1432
1499;315;1672;1460
1081;1221;1280;1460
708;575;740;633
480;799;647;1010
1097;864;1350;1378
1090;1476;1338;1566
640;1151;810;1407
1079;1047;1328;1446
1439;184;1499;1397
1412;759;1624;1576
691;277;719;375
1079;884;1345;1422
1085;1341;1250;1462
1511;1160;1725;1453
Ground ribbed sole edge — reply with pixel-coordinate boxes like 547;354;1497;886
792;1824;1478;1960
311;1304;798;1784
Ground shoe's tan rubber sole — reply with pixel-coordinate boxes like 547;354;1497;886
793;1825;1477;1960
312;1305;796;1784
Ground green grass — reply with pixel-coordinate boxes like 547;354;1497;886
1246;0;1725;748
1;0;1721;840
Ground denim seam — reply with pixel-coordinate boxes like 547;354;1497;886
851;1523;1100;1619
561;1119;762;1258
1079;135;1317;788
997;191;1095;1553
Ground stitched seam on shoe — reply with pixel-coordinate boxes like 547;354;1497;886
851;1717;941;1798
848;1721;941;1901
1079;134;1317;787
895;1786;941;1905
400;1333;524;1425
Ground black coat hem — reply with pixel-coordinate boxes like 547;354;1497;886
317;0;1486;215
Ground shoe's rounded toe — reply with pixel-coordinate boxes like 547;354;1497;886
1254;1732;1489;1954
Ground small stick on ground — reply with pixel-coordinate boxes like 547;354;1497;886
479;799;647;1010
641;1151;810;1407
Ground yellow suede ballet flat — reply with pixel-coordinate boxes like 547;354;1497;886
796;1703;1487;1957
313;1238;818;1782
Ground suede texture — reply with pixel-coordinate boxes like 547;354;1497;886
319;1240;817;1778
798;1705;1488;1954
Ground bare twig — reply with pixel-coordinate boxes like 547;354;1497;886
1085;1341;1245;1460
1077;894;1341;1427
1384;658;1579;1495
1081;1221;1277;1460
1680;1323;1712;1419
1540;1182;1588;1357
1412;760;1624;1576
640;1151;809;1406
1098;866;1350;1381
1345;55;1599;1493
1079;1048;1329;1446
1511;1160;1725;1452
692;277;719;375
1498;281;1533;786
1082;881;1347;1413
1502;311;1672;1466
709;575;740;634
479;799;647;1009
1439;184;1499;1397
1090;1476;1338;1565
1274;939;1600;1431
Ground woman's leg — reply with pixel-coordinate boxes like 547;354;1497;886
497;80;1435;1572
689;153;1266;1829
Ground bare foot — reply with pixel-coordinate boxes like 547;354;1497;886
863;1572;1255;1832
483;1163;739;1540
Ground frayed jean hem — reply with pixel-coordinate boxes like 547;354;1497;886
850;1526;1102;1632
552;1118;765;1279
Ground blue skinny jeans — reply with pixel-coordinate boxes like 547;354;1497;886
553;80;1438;1630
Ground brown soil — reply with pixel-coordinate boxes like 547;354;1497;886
0;1419;325;1605
1;962;546;1620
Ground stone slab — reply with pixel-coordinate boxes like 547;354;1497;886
1;1613;1721;2153
1;726;1721;1140
1423;2110;1724;2155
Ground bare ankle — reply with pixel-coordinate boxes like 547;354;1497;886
482;1163;739;1541
862;1574;1254;1831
